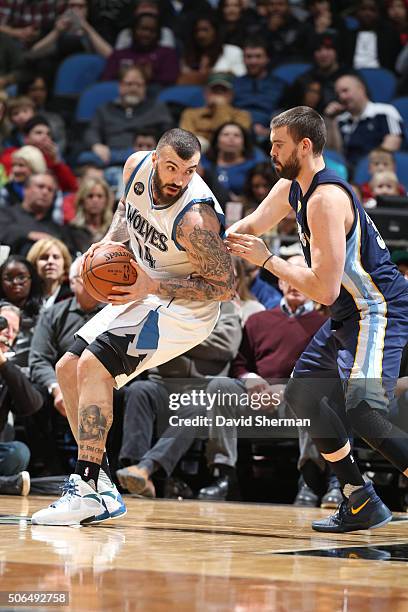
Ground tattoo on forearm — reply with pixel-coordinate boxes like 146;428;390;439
158;204;235;301
105;200;129;242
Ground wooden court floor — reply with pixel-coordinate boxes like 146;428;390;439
0;496;408;611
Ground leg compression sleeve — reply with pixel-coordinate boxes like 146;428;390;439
348;401;408;473
285;378;349;454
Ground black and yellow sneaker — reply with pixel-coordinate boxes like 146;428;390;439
312;481;392;533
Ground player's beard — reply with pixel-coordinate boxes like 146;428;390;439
152;167;189;206
274;148;301;180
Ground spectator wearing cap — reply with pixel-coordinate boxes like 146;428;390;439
324;73;404;168
288;31;344;109
0;116;77;193
233;37;285;140
0;145;47;208
179;73;251;152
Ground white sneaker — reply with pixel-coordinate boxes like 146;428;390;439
96;471;127;521
31;474;109;526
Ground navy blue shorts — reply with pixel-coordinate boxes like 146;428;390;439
293;295;408;412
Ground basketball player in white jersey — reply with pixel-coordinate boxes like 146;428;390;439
32;129;235;526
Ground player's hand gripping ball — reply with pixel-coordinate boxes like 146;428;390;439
81;244;138;303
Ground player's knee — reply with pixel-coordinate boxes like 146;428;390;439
77;349;114;387
285;377;318;419
56;352;79;385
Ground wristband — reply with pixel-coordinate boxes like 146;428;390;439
262;254;273;269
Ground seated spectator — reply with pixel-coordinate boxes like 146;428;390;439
341;0;401;71
288;31;344;110
387;0;408;48
0;146;47;208
115;0;176;50
0;172;77;256
133;128;158;152
201;122;267;198
115;301;242;497
62;163;105;224
0;31;24;88
70;178;114;253
298;1;345;53
0;1;64;46
4;96;35;148
233;37;285;140
217;0;260;47
18;74;67;154
233;256;265;325
0;302;43;495
80;66;173;168
27;238;72;310
30;0;112;65
0;255;44;367
179;73;252;151
325;73;404;168
178;12;246;85
359;147;407;204
257;0;303;66
241;161;279;216
285;75;325;114
365;170;402;208
102;13;179;87
28;257;104;475
197;255;338;504
0;116;78;193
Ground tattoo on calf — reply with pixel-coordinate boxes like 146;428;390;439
79;405;107;442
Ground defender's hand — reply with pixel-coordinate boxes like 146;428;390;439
225;233;271;267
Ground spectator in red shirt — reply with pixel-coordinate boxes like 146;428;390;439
0;116;77;193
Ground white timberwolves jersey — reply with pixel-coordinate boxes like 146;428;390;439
76;150;226;388
124;151;226;280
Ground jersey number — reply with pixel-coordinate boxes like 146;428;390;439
364;212;386;250
135;238;156;268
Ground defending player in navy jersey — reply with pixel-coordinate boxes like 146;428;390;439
32;128;235;526
227;106;408;533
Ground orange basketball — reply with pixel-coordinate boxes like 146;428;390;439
81;244;138;303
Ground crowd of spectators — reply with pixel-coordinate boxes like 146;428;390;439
0;0;407;508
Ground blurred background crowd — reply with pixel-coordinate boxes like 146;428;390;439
0;0;407;511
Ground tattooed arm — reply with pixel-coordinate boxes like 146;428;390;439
85;151;149;254
157;202;235;301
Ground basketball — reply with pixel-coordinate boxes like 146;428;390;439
81;244;138;303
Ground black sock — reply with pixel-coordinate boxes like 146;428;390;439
327;453;365;490
75;460;100;489
301;460;326;497
138;459;158;476
101;452;113;484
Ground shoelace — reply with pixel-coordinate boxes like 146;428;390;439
50;478;79;508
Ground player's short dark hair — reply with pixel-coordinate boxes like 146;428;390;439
156;128;201;160
271;106;326;155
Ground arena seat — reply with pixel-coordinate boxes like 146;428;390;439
157;85;205;108
353;150;408;186
54;54;106;96
271;63;312;85
75;81;119;121
358;68;397;103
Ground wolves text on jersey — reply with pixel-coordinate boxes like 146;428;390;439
126;204;168;252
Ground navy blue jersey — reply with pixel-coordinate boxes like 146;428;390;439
289;167;408;321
